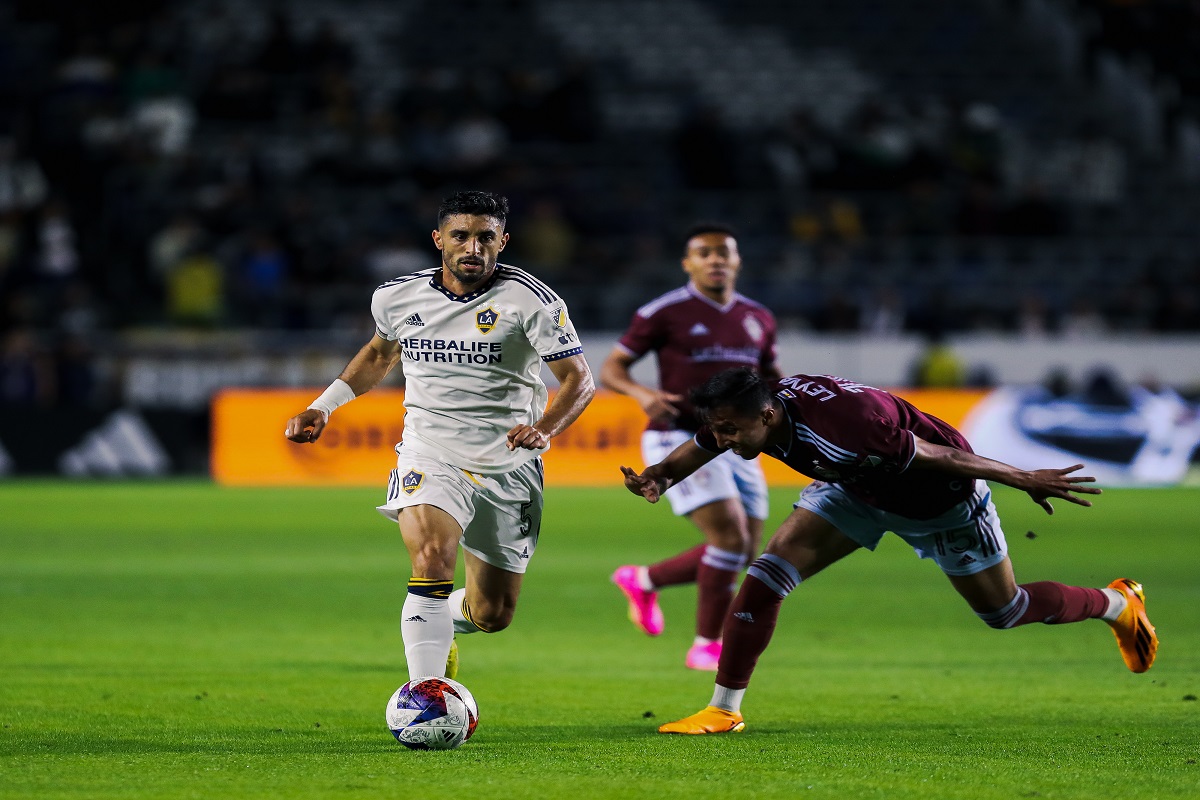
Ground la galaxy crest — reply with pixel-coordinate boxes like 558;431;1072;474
401;469;424;495
552;306;568;328
475;306;499;334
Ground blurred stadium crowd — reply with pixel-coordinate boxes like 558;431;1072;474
2;0;1200;409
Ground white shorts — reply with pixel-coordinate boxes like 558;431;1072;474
642;430;770;521
795;479;1007;576
376;449;544;574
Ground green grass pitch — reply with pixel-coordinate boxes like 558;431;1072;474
1;480;1197;799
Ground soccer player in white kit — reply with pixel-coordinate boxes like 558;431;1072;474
285;191;595;681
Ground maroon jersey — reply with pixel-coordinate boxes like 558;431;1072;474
617;284;778;432
696;374;975;519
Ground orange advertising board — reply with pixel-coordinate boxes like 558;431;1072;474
211;388;990;487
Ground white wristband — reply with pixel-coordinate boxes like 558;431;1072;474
308;379;356;420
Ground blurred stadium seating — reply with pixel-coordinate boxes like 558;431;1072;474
0;0;1197;430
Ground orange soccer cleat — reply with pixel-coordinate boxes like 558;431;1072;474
658;706;745;735
1106;578;1158;673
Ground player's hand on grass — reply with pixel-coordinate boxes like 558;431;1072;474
1022;464;1102;514
507;424;549;451
285;409;327;443
621;465;666;503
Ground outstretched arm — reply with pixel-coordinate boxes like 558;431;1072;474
507;353;596;450
285;334;402;443
600;347;685;424
912;437;1102;514
621;439;718;503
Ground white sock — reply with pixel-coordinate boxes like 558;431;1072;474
401;593;453;679
636;566;654;592
1100;587;1127;622
449;587;485;634
710;684;745;714
693;635;717;647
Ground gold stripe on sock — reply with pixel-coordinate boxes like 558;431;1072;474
407;578;453;599
460;598;495;633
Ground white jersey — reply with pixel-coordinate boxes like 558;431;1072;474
371;264;583;474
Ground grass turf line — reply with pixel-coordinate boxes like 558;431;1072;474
0;481;1197;799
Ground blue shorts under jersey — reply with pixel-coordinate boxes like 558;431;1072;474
795;479;1007;576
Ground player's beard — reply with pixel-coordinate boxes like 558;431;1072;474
445;255;495;286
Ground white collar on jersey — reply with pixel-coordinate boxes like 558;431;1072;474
429;267;500;303
687;282;739;312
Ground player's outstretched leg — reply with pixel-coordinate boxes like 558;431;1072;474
658;706;745;735
611;565;664;636
686;545;746;670
659;554;801;734
1106;578;1158;673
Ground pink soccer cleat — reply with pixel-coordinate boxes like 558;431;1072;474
685;639;722;671
611;565;664;636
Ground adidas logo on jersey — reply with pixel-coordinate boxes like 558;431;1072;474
689;322;710;336
404;313;424;326
957;554;977;567
519;546;530;559
733;611;755;623
404;615;427;623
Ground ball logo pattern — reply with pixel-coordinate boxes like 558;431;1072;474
385;677;479;750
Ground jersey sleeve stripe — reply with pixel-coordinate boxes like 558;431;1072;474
794;424;858;463
497;265;558;304
505;274;555;304
504;264;559;298
542;346;583;362
376;268;437;291
898;430;917;472
635;287;691;318
733;292;771;312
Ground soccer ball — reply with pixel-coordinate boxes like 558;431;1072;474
385;677;479;750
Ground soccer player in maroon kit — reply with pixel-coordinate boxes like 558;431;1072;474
622;367;1159;734
601;223;781;670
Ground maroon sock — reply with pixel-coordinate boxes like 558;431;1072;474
1013;581;1109;626
647;544;706;588
715;575;784;690
696;561;737;640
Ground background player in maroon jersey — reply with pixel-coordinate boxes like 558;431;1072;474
601;223;781;670
622;367;1158;734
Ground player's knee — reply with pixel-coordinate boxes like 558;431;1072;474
408;546;456;579
973;587;1028;630
706;523;750;553
471;605;514;633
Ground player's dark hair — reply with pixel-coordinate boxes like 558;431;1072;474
690;367;773;419
682;221;737;252
438;191;509;226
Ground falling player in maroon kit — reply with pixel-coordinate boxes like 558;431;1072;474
621;367;1158;734
601;223;781;670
